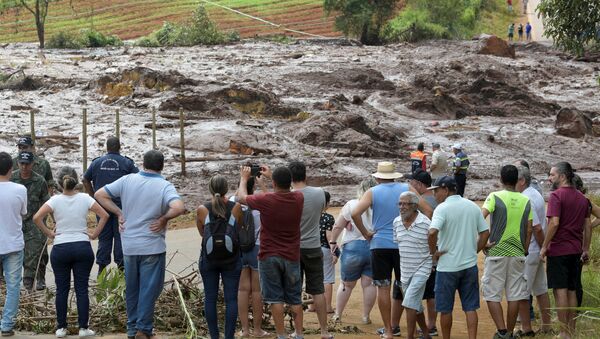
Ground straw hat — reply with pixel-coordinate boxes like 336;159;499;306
372;161;403;180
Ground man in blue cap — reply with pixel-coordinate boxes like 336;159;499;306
12;136;55;194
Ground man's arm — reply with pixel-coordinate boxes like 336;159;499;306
95;188;122;216
351;189;374;240
149;199;186;233
409;185;433;219
82;178;94;198
428;228;438;255
582;217;592;263
524;220;532;255
477;230;490;253
237;166;253;205
540;217;559;260
532;223;544;247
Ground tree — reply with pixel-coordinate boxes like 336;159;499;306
538;0;600;56
0;0;58;48
323;0;398;44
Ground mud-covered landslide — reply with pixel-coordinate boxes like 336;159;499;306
295;68;395;91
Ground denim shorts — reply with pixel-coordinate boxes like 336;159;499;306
241;245;259;271
258;256;302;305
321;247;336;284
402;274;429;313
340;240;372;282
435;265;480;313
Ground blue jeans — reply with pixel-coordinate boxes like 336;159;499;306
51;242;94;329
200;258;242;339
1;250;23;332
96;213;123;268
258;256;302;305
124;253;165;337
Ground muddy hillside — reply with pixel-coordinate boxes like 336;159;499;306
0;38;599;207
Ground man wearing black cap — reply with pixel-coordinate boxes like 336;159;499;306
83;137;138;276
427;176;489;339
10;152;50;291
12;136;55;194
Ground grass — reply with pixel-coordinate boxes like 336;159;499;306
474;0;521;38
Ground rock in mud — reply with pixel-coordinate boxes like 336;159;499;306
476;34;515;59
555;108;596;138
295;68;395;91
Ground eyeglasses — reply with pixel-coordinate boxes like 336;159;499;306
398;202;416;206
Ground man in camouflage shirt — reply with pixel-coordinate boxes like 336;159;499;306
12;136;55;194
11;152;50;291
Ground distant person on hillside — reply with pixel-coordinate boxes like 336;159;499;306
508;23;515;42
518;24;524;41
526;22;532;41
507;0;513;12
523;0;529;13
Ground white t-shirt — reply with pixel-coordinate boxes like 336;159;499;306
46;193;96;245
522;186;546;253
339;199;373;245
393;212;433;284
0;182;27;255
431;150;448;178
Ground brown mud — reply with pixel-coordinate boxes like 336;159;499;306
0;39;599;209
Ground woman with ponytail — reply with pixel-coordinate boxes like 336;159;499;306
33;167;109;338
196;175;243;339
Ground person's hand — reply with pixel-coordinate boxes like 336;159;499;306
581;251;590;265
88;231;99;240
150;216;168;233
46;229;56;240
432;250;447;263
241;166;252;180
332;255;338;265
260;164;272;178
539;247;547;262
364;230;375;241
118;214;126;233
408;183;418;193
329;243;338;255
483;241;495;255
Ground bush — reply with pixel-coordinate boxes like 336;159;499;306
46;31;84;49
47;29;122;49
136;6;238;47
381;8;450;42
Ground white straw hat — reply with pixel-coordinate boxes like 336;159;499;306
372;162;403;180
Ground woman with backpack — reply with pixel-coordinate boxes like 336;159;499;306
232;174;270;338
197;175;243;339
32;170;109;338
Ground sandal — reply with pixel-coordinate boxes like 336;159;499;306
252;330;271;338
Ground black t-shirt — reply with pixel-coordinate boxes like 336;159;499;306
319;212;335;248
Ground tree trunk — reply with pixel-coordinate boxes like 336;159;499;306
37;19;44;48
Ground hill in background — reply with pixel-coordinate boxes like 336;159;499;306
0;0;341;42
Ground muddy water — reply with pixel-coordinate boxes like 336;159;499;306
0;40;598;210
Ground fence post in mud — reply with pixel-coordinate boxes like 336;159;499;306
179;107;186;176
29;109;36;145
115;108;120;138
82;108;88;174
152;107;157;150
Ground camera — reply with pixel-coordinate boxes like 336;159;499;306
250;164;262;177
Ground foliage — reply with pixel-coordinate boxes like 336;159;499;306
46;29;122;49
135;6;239;47
323;0;397;45
538;0;600;57
382;0;515;43
258;34;296;44
0;0;62;48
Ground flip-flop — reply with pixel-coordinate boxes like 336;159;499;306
238;330;250;338
252;330;271;338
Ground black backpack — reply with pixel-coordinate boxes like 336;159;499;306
202;201;239;265
238;207;256;252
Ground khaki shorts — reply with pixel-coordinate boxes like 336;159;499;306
482;256;528;302
524;252;548;296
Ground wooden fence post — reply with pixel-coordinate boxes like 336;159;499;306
179;108;186;176
82;108;88;173
30;109;35;144
152;107;157;150
115;108;120;138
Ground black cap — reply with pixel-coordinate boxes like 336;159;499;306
17;136;33;146
405;168;432;187
428;175;456;190
17;151;34;164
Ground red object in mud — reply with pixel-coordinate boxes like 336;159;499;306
430;121;439;127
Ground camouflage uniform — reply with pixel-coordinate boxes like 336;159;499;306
10;170;50;283
12;154;55;190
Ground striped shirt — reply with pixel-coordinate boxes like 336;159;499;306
393;212;432;284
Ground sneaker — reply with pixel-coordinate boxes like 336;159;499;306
429;327;438;336
35;279;46;291
78;328;95;337
331;314;341;323
23;277;34;291
376;327;401;337
1;330;14;337
493;331;511;339
515;330;535;337
56;328;68;338
361;316;371;325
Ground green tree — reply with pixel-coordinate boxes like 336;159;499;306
538;0;600;56
0;0;60;48
323;0;398;44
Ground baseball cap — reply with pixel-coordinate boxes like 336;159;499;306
17;151;34;164
451;143;462;150
405;168;432;187
17;136;33;146
428;175;457;190
432;142;440;148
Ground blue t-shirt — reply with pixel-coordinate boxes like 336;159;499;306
84;152;138;205
371;182;408;249
105;172;181;256
430;195;488;272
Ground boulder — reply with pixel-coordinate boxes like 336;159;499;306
477;34;515;59
555;108;595;138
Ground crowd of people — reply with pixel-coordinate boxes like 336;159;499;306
0;136;598;339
